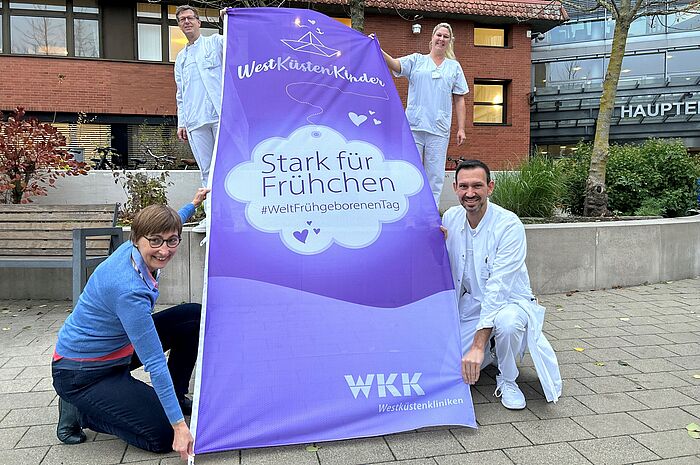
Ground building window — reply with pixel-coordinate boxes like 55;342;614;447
534;58;605;89
136;2;160;19
606;53;665;85
136;2;221;63
474;27;506;47
668;10;700;32
627;16;666;37
666;49;700;77
10;1;67;56
474;81;507;124
541;18;605;45
136;3;161;61
54;122;111;164
168;25;218;62
137;22;161;61
74;17;97;56
167;5;218;62
5;0;99;57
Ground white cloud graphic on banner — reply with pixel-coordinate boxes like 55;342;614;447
225;125;423;254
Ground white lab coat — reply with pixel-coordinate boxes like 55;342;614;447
174;34;224;131
442;201;562;402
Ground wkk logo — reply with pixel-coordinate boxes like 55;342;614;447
344;373;424;399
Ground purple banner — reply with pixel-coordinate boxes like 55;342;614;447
191;8;475;454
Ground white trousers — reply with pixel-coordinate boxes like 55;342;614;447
411;130;449;208
187;121;219;189
460;303;528;382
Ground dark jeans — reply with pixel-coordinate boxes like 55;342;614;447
52;303;201;453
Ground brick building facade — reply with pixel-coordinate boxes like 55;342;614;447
0;1;566;170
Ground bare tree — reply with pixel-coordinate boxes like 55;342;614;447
561;0;700;216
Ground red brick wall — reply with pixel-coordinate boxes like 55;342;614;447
1;15;531;169
365;16;532;170
0;56;177;116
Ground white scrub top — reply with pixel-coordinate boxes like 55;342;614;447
396;53;468;138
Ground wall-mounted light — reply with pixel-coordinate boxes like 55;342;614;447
412;23;421;35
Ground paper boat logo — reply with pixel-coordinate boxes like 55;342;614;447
281;31;340;58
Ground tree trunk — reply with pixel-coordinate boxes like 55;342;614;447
349;0;365;32
584;14;631;216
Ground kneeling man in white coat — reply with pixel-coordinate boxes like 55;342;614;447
442;159;562;409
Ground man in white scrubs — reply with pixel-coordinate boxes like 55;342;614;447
442;160;562;409
174;5;224;234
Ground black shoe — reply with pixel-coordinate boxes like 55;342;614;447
179;396;193;416
56;397;87;445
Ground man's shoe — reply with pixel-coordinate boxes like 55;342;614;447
494;375;526;410
179;396;193;416
192;218;207;234
56;398;87;444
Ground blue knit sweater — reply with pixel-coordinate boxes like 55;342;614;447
55;203;196;424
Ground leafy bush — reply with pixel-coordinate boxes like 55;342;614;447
113;170;173;224
556;143;590;216
634;197;664;217
644;139;700;216
558;139;700;217
0;107;88;204
491;155;565;217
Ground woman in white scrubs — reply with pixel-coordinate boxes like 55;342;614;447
376;23;469;208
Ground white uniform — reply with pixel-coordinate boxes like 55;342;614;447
174;33;224;191
442;201;562;403
396;53;468;207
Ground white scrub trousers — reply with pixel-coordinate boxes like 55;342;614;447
186;121;219;190
460;301;528;382
411;130;450;208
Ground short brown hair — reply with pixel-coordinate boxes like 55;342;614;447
175;5;199;21
131;205;182;244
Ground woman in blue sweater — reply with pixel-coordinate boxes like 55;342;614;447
52;188;208;460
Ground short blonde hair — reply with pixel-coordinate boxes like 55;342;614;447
430;23;456;60
131;205;182;244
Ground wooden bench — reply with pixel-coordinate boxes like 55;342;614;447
0;204;123;306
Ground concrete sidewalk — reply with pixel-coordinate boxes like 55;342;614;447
1;279;699;465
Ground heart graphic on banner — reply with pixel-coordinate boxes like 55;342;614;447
368;110;376;115
313;228;321;234
293;229;309;243
373;118;382;125
348;112;367;126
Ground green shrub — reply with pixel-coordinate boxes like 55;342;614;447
113;170;173;224
491;155;565;217
634;197;664;217
556;143;590;216
558;139;700;217
605;143;659;215
644;139;700;216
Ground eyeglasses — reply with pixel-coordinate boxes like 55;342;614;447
145;236;181;248
178;15;199;24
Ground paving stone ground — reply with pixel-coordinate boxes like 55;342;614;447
1;278;699;465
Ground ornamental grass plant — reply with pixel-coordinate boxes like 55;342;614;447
491;155;565;218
